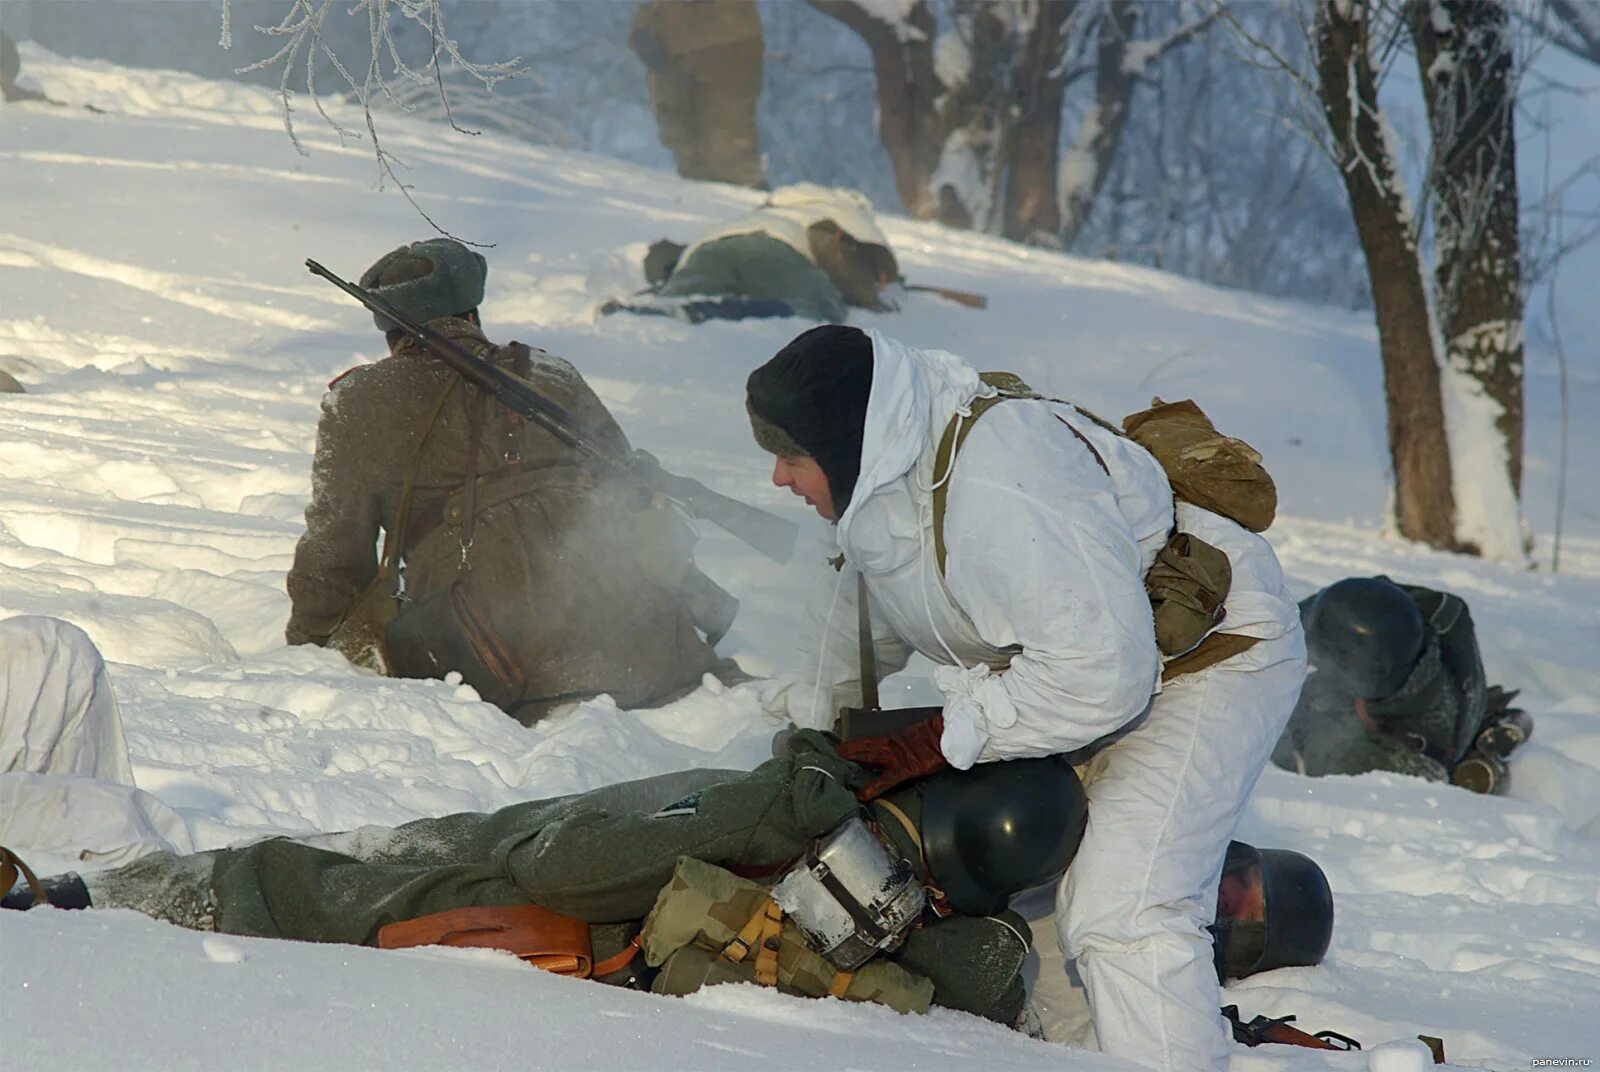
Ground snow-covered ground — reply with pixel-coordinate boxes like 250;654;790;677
3;47;1599;1071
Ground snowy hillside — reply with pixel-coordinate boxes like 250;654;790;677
2;47;1599;1071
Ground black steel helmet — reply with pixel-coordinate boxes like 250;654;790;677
1303;577;1426;700
1210;841;1334;980
918;756;1088;917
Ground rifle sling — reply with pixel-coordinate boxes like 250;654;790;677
405;461;600;549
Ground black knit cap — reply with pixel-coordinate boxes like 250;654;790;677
746;324;874;518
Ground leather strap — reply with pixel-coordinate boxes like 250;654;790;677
459;388;486;574
857;571;879;712
406;462;594;550
591;934;643;978
871;797;925;875
1160;631;1260;682
379;376;459;582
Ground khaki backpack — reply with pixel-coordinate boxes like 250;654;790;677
931;374;1277;673
640;857;934;1014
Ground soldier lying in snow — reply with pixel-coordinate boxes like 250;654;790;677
601;183;900;324
1271;576;1532;794
4;730;1330;1028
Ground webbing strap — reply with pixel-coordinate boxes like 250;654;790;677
753;902;782;986
932;385;1031;575
1159;631;1260;682
721;898;784;987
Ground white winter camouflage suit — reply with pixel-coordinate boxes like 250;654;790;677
778;333;1307;1072
0;616;192;865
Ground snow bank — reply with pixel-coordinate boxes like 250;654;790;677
3;44;1599;1071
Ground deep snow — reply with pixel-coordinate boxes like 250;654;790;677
2;45;1599;1072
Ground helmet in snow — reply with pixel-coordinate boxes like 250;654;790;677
1209;840;1333;980
916;756;1088;917
1303;577;1425;700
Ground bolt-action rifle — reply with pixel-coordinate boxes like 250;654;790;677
306;259;799;564
1222;1005;1362;1052
903;283;988;310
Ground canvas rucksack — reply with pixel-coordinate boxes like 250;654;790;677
931;374;1277;668
639;857;934;1014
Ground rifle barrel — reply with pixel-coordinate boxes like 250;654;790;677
306;259;799;563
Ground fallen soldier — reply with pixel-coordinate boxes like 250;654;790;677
2;730;1330;1027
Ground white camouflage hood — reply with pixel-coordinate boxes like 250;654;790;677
683;183;891;266
833;330;992;572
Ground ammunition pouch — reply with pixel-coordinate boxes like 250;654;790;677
1146;531;1233;657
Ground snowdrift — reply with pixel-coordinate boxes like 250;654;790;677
2;46;1598;1070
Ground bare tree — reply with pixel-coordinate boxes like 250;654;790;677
1538;0;1600;66
807;0;1212;244
223;0;529;239
1410;0;1525;507
1311;0;1465;552
1224;0;1530;558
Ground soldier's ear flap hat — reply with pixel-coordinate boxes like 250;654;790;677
746;324;873;518
360;238;488;332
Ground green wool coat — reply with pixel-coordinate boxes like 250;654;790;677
94;734;1029;1023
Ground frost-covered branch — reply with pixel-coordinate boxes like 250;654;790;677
1535;0;1600;66
223;0;529;242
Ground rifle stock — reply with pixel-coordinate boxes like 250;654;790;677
904;283;989;310
307;259;799;563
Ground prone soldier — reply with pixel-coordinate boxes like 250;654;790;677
1270;576;1532;793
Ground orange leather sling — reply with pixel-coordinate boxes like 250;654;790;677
377;904;639;979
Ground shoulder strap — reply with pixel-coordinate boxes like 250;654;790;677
931;373;1112;576
458;386;487;574
379;375;461;582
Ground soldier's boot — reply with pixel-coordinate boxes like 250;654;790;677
1451;750;1509;795
0;847;92;911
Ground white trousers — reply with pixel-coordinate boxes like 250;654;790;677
1056;628;1307;1072
0;616;190;865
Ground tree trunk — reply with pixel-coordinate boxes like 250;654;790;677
1002;0;1075;242
1059;0;1138;249
808;0;946;221
1410;0;1525;503
1313;0;1467;553
930;0;1019;231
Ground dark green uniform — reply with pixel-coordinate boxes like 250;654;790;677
661;233;850;322
86;734;1028;1023
1271;582;1490;781
285;317;724;722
